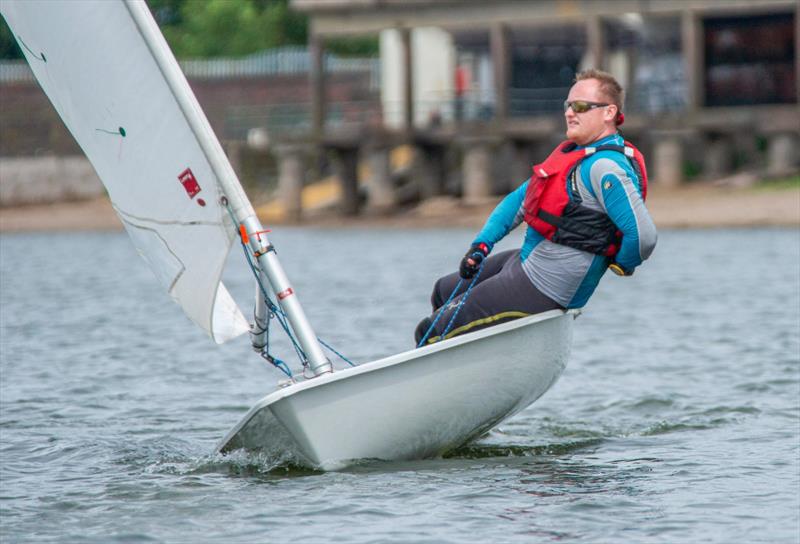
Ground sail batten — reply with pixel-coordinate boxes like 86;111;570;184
1;0;249;343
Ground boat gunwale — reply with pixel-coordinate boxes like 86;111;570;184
216;308;577;453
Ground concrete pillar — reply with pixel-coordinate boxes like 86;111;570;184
681;10;703;112
329;146;360;215
365;146;396;212
586;16;605;70
490;23;510;120
462;139;494;204
310;34;325;140
275;144;306;222
767;132;800;177
511;140;535;185
703;136;733;179
413;144;446;199
653;136;684;187
400;27;414;132
796;7;800;106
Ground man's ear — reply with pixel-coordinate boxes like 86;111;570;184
605;104;618;124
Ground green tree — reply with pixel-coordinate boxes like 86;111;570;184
0;16;22;59
0;1;376;60
150;0;308;58
148;0;376;58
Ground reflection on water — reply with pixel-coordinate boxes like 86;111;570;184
1;228;798;543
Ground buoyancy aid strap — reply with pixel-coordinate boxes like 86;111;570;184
534;142;590;178
537;208;566;229
567;166;582;203
582;143;646;200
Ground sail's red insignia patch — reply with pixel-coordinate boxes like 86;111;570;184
178;168;201;199
277;287;294;300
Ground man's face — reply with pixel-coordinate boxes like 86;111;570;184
564;79;616;145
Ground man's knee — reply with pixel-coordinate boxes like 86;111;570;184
431;277;446;310
414;316;434;345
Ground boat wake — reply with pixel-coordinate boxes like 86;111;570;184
444;438;605;460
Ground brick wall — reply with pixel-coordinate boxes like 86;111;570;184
0;72;379;156
0;72;379;205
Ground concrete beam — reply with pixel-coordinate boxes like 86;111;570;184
300;0;796;37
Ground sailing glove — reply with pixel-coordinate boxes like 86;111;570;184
459;243;489;279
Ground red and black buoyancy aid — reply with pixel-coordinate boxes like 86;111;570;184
522;139;648;257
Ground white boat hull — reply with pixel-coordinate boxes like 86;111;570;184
217;309;577;470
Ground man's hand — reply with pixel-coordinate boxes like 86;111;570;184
459;243;489;279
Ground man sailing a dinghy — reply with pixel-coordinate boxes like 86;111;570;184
415;69;657;345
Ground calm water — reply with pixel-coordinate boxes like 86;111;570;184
1;227;798;543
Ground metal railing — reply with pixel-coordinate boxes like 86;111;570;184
225;100;383;141
0;46;380;89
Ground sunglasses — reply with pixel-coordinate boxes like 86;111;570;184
564;100;609;113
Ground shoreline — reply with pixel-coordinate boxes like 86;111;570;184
1;182;798;233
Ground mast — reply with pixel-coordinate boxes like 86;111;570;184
124;0;332;375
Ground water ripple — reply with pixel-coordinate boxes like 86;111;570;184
1;229;798;543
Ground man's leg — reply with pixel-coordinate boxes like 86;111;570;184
430;250;518;310
416;254;563;345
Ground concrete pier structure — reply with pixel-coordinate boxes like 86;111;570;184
284;0;797;216
412;142;447;200
275;144;308;222
653;135;685;188
364;144;396;212
704;136;735;180
328;145;361;215
7;2;797;215
767;133;800;178
461;138;495;204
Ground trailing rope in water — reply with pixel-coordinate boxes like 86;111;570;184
417;263;485;348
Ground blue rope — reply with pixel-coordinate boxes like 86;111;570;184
238;237;307;363
317;337;357;367
417;279;462;347
440;264;484;339
261;352;294;379
224;204;358;371
223;204;306;367
417;262;484;348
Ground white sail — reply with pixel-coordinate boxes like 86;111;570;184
1;0;249;343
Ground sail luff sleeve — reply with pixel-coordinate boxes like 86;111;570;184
123;0;254;220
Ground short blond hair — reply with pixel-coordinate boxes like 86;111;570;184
575;69;625;113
